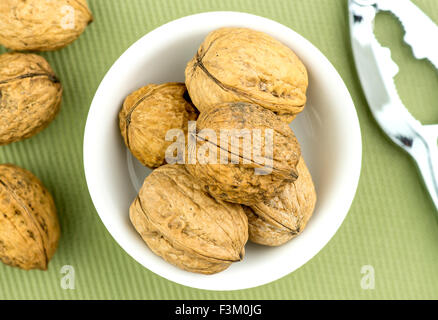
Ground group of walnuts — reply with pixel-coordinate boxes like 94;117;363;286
120;27;317;274
0;0;317;275
0;0;92;270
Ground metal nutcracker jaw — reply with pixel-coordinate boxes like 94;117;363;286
349;0;438;211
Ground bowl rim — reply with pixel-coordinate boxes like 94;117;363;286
83;11;362;291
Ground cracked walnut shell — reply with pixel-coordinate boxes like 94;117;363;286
244;157;316;246
0;164;60;270
119;83;198;168
129;164;248;274
185;102;301;205
0;53;62;145
0;0;93;51
185;27;308;123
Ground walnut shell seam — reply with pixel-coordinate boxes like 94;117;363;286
134;195;243;263
0;178;49;266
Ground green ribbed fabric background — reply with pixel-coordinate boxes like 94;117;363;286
1;0;438;299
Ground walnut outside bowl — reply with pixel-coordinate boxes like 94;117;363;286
83;12;362;291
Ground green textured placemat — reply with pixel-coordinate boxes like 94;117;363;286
1;0;438;299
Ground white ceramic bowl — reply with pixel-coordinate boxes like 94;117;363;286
84;11;362;291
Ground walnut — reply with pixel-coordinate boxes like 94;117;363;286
0;0;93;51
0;53;62;145
185;102;301;205
129;164;248;274
119;83;198;168
185;27;308;123
244;157;316;246
0;164;60;270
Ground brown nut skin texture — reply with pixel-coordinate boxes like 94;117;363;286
129;164;248;275
0;164;60;270
0;0;93;51
244;157;316;246
185;102;301;206
119;83;198;168
0;53;62;145
185;27;308;123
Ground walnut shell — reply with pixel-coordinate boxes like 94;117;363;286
185;102;301;205
185;27;308;123
0;53;62;145
129;164;248;274
119;83;198;168
0;164;60;270
0;0;93;51
244;157;316;246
